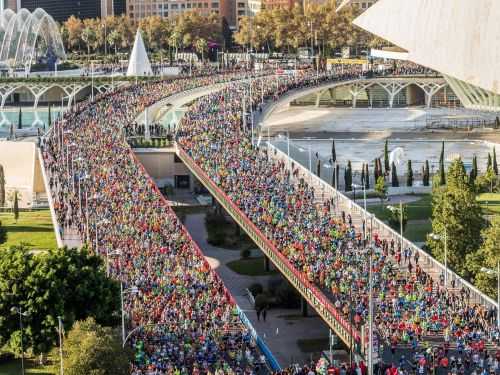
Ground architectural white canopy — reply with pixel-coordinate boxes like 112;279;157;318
353;0;500;96
0;8;66;71
127;30;152;77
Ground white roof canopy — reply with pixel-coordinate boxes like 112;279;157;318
353;0;500;95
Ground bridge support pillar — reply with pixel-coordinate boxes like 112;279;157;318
301;296;308;317
315;91;323;108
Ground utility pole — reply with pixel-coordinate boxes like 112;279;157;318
57;316;64;375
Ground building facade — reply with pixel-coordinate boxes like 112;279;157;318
126;0;225;21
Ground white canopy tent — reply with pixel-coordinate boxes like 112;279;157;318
127;29;152;77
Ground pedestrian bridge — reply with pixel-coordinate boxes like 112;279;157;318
280;76;452;109
39;73;498;366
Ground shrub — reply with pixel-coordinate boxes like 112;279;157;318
248;283;263;296
240;248;251;259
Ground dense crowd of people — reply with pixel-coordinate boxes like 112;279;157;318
39;63;499;374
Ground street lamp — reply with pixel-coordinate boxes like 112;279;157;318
480;262;500;329
387;200;404;254
11;306;29;375
429;228;448;287
353;183;367;241
367;248;374;375
120;284;139;345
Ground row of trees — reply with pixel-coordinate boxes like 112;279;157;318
234;3;375;55
62;13;227;59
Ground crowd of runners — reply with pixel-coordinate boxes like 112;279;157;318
39;65;499;374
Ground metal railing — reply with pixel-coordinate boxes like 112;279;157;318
176;146;364;354
267;142;498;310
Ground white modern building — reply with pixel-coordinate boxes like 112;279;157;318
353;0;500;112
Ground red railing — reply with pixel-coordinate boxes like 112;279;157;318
176;146;363;351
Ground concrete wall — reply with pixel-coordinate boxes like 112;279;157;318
134;147;194;190
0;141;40;208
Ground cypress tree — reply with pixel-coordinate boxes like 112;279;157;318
17;107;22;130
439;141;446;186
365;163;370;189
345;161;352;192
423;160;430;186
384;139;390;175
469;155;478;184
48;104;52;127
13;190;19;223
0;164;5;207
316;159;321;178
331;139;336;163
374;159;379;182
487;153;492;171
391;162;399;187
331;161;336;187
361;164;365;187
407;160;413;187
493;147;498;175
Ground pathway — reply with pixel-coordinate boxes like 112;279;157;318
184;212;332;367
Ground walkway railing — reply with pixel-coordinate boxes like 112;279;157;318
176;146;364;354
267;142;498;310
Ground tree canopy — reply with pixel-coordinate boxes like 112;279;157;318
0;246;120;355
428;159;485;277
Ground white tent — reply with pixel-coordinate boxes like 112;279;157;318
127;29;152;77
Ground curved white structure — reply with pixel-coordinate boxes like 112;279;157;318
0;8;66;72
354;0;500;112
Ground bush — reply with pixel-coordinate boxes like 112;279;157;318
248;283;263;296
240;248;251;259
0;351;15;364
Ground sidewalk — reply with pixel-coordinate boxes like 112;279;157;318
184;212;331;367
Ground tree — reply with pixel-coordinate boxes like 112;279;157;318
0;246;120;356
331;139;336;163
360;164;365;187
475;166;497;193
364;163;370;189
107;29;122;54
374;176;386;206
17;107;22;130
316;159;321;177
47;104;52;127
81;26;97;57
487;153;492;171
344;161;352;192
428;159;485;276
466;216;500;300
62;318;130;375
63;16;83;51
406;160;413;187
13;191;18;223
439;141;446;186
423;160;430;186
469;155;478;185
194;38;208;62
0;164;5;208
384;139;390;175
388;204;408;232
493;147;498;175
391;162;399;187
374;158;380;182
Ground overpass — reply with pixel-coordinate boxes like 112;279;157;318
39;72;498;371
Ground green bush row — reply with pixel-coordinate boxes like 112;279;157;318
129;138;171;148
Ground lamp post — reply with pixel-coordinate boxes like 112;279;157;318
57;316;64;375
11;306;29;375
120;284;139;346
480;261;500;329
387;200;404;254
430;227;448;287
367;248;374;375
353;183;367;241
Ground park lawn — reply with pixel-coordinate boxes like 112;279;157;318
0;210;57;251
477;193;500;215
226;257;278;276
0;358;55;375
368;194;432;222
404;220;433;243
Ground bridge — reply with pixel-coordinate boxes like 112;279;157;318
278;76;449;109
38;72;499;371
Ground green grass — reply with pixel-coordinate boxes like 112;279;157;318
0;358;55;375
404;221;433;243
368;194;433;221
0;210;56;251
477;193;500;202
226;257;278;276
477;193;500;215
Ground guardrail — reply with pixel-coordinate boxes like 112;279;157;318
176;146;364;355
237;306;282;372
266;142;498;310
